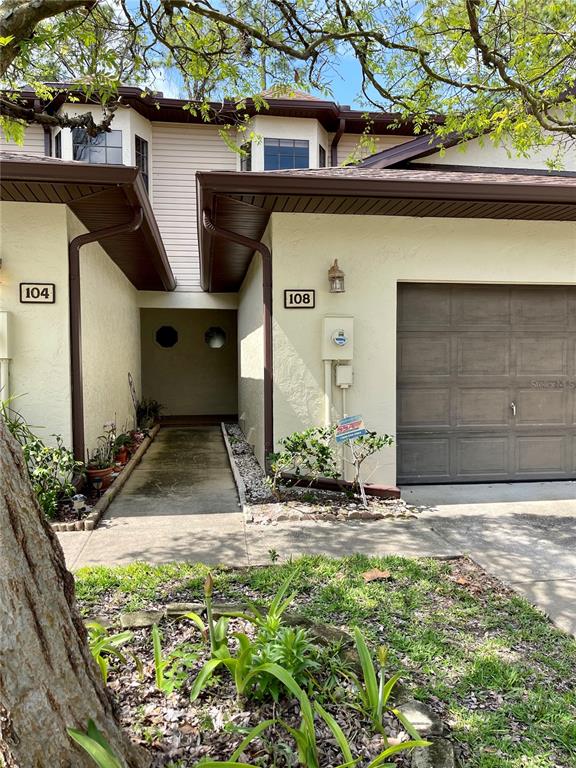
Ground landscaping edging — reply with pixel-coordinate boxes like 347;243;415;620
220;421;249;516
52;424;160;532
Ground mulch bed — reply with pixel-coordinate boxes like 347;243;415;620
224;423;421;525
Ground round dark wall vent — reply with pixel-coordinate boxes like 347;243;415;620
155;326;178;348
205;326;226;349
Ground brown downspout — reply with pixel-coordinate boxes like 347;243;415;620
330;117;345;167
202;209;274;461
68;208;144;461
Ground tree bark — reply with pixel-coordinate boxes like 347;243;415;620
0;417;149;768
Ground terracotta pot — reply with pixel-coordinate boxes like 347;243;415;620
86;466;114;490
115;447;129;465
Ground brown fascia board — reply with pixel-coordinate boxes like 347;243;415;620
2;158;175;291
359;133;460;168
16;85;418;135
196;170;576;206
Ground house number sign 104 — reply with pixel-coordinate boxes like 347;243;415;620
20;283;56;304
284;289;315;309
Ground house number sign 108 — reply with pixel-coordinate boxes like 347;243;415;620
20;283;56;304
284;289;315;309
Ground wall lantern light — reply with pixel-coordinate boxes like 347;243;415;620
328;259;345;293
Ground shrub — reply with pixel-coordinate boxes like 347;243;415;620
1;397;83;518
267;425;339;497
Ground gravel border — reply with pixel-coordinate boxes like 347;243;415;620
223;423;420;525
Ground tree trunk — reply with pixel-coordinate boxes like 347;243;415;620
0;417;150;768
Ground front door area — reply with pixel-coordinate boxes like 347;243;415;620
397;283;576;483
141;308;238;419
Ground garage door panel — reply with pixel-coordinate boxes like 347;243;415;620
516;338;567;376
398;337;450;376
451;285;511;326
397;438;450;480
398;284;450;328
455;437;509;476
457;389;511;426
457;337;510;376
397;283;576;483
398;388;451;427
512;287;569;326
516;388;566;425
516;435;566;474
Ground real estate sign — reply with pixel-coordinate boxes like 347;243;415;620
336;415;368;443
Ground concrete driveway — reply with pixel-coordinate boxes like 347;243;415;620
403;481;576;635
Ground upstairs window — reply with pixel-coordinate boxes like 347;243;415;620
54;131;62;158
240;142;252;171
319;144;326;168
72;128;122;164
135;135;149;189
264;138;309;170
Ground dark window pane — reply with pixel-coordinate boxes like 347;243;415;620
264;138;309;170
54;132;62;158
319;145;326;167
72;127;123;165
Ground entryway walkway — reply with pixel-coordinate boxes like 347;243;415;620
61;427;248;567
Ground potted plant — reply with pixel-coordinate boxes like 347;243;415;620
86;423;117;490
113;432;132;465
136;398;163;430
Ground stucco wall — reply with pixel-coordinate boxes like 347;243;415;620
270;213;576;484
413;135;576;171
238;251;265;466
141;308;238;415
67;211;141;454
0;202;71;444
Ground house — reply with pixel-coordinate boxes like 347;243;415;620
1;86;575;486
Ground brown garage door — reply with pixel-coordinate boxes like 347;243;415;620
397;284;576;484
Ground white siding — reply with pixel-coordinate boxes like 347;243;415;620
336;133;413;165
151;123;237;291
0;125;45;155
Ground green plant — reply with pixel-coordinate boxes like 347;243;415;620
267;426;339;497
86;621;142;684
268;548;279;563
136;398;163;429
2;396;83;518
251;625;319;701
67;720;122;768
350;628;423;745
86;422;118;470
345;432;393;507
152;624;198;694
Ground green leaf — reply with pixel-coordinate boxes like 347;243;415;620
390;707;423;741
229;719;276;761
67;727;122;768
314;701;353;763
190;658;225;701
182;611;206;633
367;739;431;767
354;628;379;712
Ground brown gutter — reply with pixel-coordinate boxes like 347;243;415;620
330;118;345;167
202;209;274;461
68;208;143;461
196;170;576;206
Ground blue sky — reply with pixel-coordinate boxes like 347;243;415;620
153;54;366;107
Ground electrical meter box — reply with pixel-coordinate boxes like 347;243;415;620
0;311;11;359
321;316;354;360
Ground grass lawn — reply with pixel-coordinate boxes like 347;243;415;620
76;555;576;768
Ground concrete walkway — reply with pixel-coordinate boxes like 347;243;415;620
58;443;576;634
404;482;576;636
